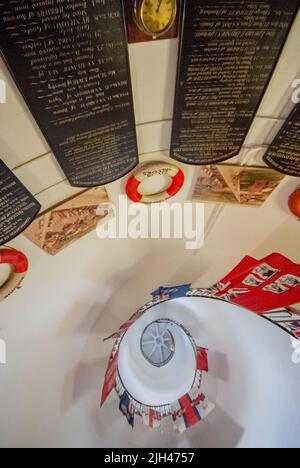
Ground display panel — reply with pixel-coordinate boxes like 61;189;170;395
0;0;138;187
191;164;285;206
0;161;41;245
171;0;299;165
264;105;300;176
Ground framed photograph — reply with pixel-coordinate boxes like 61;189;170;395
242;275;264;287
276;275;300;288
191;165;285;207
263;283;289;295
24;187;111;256
253;263;279;281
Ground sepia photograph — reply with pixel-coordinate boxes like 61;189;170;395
24;187;111;255
192;165;285;206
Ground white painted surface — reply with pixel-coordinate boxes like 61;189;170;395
1;243;299;449
128;39;179;124
0;5;299;449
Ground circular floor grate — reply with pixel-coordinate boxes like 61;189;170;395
140;320;175;367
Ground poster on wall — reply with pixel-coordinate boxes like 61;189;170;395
213;253;300;315
263;105;300;176
24;187;111;256
0;0;138;187
171;0;299;165
0;160;41;245
191;165;284;206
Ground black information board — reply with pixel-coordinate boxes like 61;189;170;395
0;0;138;187
264;105;300;176
0;161;41;245
171;0;299;165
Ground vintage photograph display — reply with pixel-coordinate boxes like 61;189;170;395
24;187;111;256
191;165;285;207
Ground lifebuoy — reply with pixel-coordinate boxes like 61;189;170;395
0;249;28;302
289;187;300;219
126;162;185;203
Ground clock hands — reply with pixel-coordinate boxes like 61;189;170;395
156;0;163;14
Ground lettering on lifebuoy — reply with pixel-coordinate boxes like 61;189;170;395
126;162;185;204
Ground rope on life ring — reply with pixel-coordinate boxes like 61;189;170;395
126;162;185;204
0;249;28;302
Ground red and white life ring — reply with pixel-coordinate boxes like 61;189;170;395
126;162;185;204
0;249;28;302
289;187;300;219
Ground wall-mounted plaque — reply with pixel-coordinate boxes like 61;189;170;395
0;161;41;245
0;0;138;187
171;0;299;166
24;186;111;256
192;164;285;207
263;105;300;176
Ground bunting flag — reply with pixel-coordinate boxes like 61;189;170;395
100;350;119;408
180;394;203;429
142;409;162;429
119;392;135;428
196;347;209;372
195;396;215;421
151;284;191;301
104;284;191;342
100;254;300;435
261;308;300;337
283;320;300;339
172;393;215;433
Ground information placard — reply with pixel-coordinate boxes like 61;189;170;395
264;105;300;176
171;0;299;165
0;0;138;187
0;161;41;245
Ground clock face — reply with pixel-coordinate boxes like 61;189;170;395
136;0;177;36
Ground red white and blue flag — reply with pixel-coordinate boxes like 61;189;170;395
172;393;215;433
284;320;300;339
142;409;162;429
119;392;135;428
196;347;209;372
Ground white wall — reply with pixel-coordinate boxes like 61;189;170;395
0;8;300;448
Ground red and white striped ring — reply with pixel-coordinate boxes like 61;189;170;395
0;249;28;302
126;162;185;204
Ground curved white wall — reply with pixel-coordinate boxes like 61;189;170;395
0;231;300;448
0;5;299;449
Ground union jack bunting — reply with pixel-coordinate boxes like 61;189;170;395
142;409;162;429
172;393;215;433
196;347;209;372
282;321;300;339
